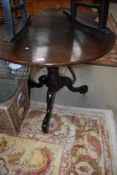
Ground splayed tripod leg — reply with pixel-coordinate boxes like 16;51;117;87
42;89;55;133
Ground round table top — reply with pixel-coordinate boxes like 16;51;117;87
0;10;115;67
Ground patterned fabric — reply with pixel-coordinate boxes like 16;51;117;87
0;59;29;79
87;14;117;67
0;134;63;175
0;102;117;175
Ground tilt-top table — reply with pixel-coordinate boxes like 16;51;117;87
0;10;115;133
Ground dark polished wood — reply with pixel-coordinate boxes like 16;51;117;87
0;10;115;67
29;67;88;133
0;10;115;133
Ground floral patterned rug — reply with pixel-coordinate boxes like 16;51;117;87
0;102;117;175
87;14;117;67
0;134;63;175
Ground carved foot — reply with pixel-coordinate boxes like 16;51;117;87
28;75;47;88
78;85;88;94
59;76;88;93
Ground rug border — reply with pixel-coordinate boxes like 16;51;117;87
30;101;117;175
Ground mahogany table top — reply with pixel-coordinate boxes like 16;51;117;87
0;10;115;67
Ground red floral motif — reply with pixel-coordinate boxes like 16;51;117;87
28;110;44;119
87;135;102;158
70;154;101;175
30;147;53;174
4;104;114;175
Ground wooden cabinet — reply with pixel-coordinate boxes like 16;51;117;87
39;0;62;9
25;0;93;15
26;0;93;15
0;3;3;17
25;0;62;15
61;0;70;8
0;0;94;17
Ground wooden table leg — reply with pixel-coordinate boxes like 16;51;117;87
42;89;56;133
29;66;88;133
